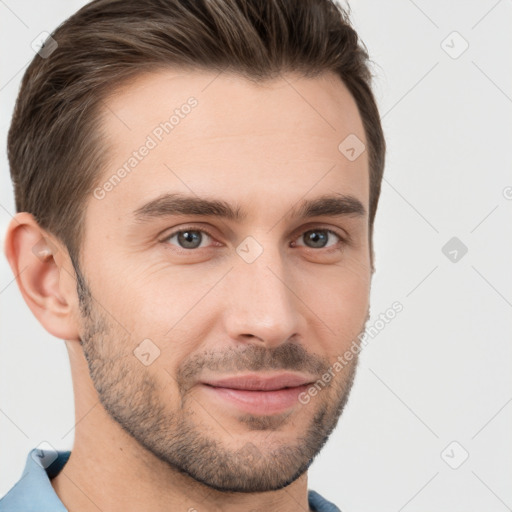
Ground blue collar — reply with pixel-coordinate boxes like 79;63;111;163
0;448;70;511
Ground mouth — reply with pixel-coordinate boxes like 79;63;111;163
199;373;315;415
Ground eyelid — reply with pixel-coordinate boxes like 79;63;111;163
292;228;345;248
160;225;218;247
291;223;349;243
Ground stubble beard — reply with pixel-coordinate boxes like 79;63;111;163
75;267;363;493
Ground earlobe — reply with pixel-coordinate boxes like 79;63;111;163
3;212;81;342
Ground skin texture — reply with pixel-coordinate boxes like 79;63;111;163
5;69;373;512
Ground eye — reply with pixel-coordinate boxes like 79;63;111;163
293;228;343;250
161;226;346;253
163;228;214;250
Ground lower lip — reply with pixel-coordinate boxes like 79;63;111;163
200;384;310;415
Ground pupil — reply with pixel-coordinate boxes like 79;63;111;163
306;230;327;248
179;230;201;249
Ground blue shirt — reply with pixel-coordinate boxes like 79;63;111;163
0;448;341;511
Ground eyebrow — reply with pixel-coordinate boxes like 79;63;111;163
131;192;366;223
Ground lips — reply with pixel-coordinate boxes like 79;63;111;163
201;373;314;391
199;373;316;415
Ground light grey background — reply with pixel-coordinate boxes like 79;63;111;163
1;1;511;510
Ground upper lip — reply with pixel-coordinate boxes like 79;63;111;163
201;373;315;391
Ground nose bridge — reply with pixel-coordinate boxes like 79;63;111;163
223;241;301;345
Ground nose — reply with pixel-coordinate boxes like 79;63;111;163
222;248;302;348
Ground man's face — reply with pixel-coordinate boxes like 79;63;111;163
76;69;371;492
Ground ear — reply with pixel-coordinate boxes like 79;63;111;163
3;212;81;342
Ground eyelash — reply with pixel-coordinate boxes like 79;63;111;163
160;225;348;253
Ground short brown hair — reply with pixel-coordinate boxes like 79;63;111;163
7;0;385;269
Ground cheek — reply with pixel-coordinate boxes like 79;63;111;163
88;254;198;328
86;252;229;374
114;270;223;367
130;265;224;325
296;258;370;345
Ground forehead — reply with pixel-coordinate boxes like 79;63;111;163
89;68;369;224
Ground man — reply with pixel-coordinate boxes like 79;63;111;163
1;0;385;510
